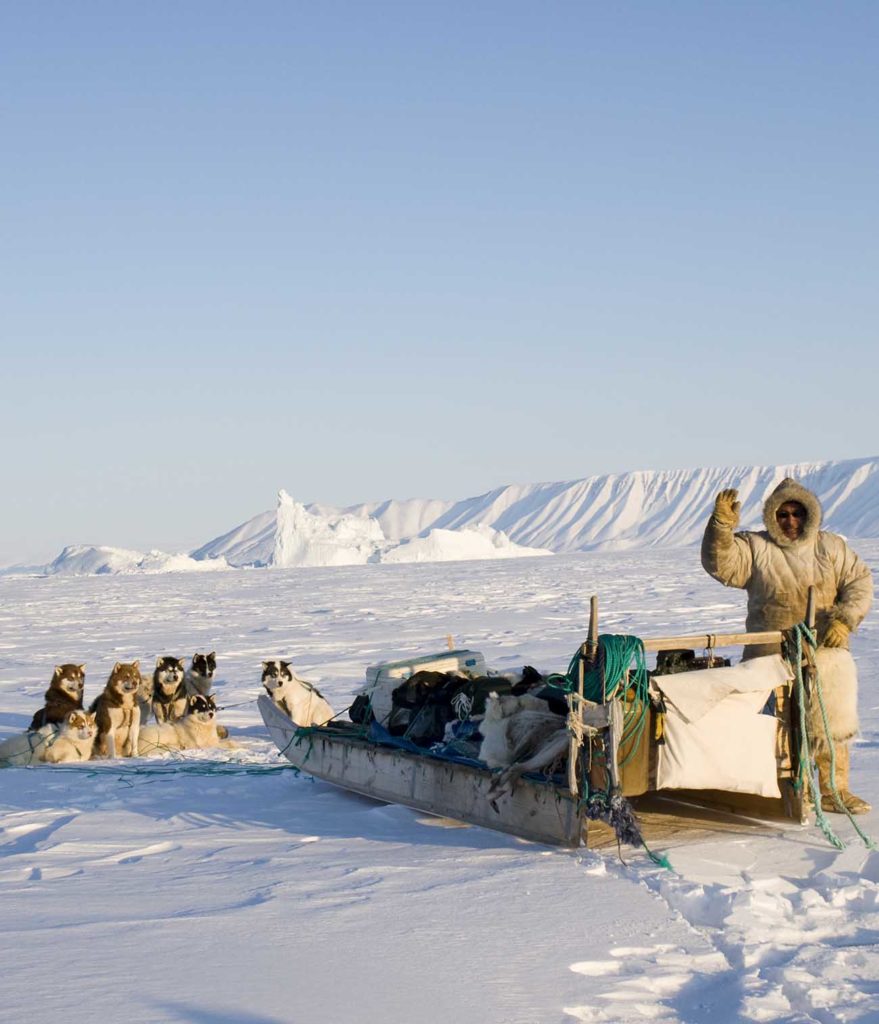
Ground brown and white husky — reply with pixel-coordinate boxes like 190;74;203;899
138;694;236;754
42;710;98;763
0;709;97;766
261;660;335;726
29;664;86;730
90;662;141;758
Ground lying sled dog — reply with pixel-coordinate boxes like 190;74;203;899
90;662;141;758
138;694;236;755
262;660;335;726
0;709;97;766
29;663;86;730
185;651;217;697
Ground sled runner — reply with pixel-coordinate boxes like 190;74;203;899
261;597;810;850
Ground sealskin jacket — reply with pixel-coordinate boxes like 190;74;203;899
701;477;873;658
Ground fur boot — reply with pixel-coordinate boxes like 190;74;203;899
816;742;871;815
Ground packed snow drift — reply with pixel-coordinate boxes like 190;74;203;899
1;543;877;1023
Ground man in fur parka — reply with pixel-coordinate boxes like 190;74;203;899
702;477;873;814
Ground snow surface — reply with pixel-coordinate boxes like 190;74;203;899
2;544;878;1023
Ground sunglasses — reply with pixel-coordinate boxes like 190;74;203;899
776;510;805;520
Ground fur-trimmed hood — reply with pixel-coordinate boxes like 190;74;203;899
762;477;822;548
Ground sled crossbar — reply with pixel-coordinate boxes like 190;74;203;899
641;630;783;652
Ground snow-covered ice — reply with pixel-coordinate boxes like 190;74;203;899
1;543;877;1023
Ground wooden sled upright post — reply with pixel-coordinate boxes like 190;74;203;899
567;596;597;796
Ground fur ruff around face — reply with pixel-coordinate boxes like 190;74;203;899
261;660;334;726
762;477;822;548
29;663;86;730
808;647;860;752
91;662;142;758
138;694;236;755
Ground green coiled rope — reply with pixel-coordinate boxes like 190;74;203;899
544;633;651;765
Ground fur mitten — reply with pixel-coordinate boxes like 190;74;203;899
712;489;740;529
822;620;850;649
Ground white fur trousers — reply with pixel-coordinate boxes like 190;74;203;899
808;647;860;751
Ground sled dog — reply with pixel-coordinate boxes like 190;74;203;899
90;662;141;758
185;652;217;697
136;670;154;725
0;709;97;766
138;694;236;754
43;710;98;763
29;663;86;730
152;656;188;723
262;660;335;726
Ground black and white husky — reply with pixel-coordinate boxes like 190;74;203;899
185;652;217;697
261;660;334;726
152;656;188;723
138;694;236;754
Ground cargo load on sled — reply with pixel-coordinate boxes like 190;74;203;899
260;591;850;852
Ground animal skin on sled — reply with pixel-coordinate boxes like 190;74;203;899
809;647;860;752
478;693;566;769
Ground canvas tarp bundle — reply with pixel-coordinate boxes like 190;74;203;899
652;654;790;799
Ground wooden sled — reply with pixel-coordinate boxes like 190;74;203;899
261;596;811;850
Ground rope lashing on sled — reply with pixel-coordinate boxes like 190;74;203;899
541;635;670;868
544;634;651;765
787;623;875;850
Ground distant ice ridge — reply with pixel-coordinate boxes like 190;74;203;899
10;455;878;575
379;523;551;563
42;545;229;577
193;490;549;569
273;490;385;567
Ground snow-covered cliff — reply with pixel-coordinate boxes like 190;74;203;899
14;456;877;575
344;456;879;552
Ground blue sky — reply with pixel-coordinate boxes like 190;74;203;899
3;2;877;564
